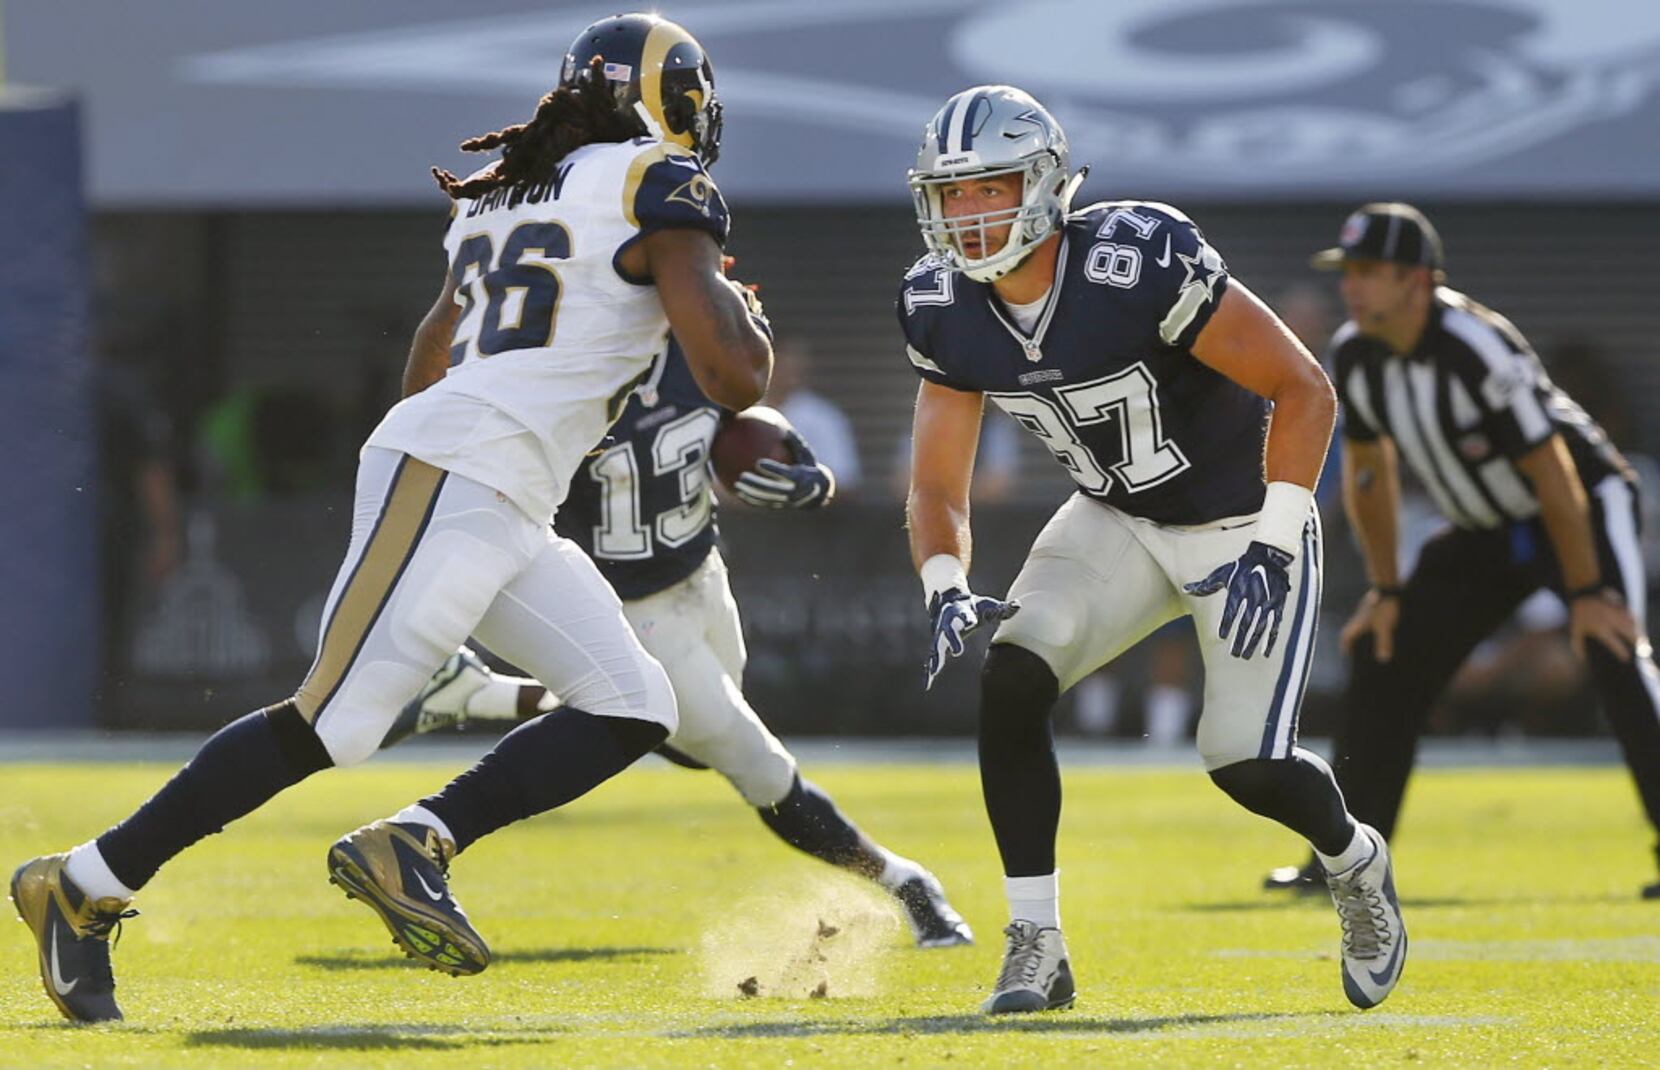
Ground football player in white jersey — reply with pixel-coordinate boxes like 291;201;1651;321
11;14;766;1022
380;338;973;949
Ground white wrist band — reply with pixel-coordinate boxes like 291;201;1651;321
920;553;969;606
1255;481;1313;557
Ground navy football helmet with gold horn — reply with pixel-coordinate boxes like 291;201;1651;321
561;13;724;166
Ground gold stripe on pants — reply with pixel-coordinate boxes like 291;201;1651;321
295;456;446;723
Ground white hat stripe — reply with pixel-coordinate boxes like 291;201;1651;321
946;91;973;155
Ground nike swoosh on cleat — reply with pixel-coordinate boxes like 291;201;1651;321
1155;234;1172;267
412;869;446;903
49;928;78;996
1367;930;1406;986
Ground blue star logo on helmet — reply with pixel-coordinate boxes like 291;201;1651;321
1004;109;1047;139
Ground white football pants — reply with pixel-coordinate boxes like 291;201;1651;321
993;493;1323;770
296;447;676;767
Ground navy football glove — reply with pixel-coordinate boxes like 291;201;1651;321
1184;540;1295;659
733;432;834;509
925;588;1020;690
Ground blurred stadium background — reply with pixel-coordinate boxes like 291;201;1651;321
4;0;1658;744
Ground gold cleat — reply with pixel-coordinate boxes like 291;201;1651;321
326;821;489;976
10;854;137;1023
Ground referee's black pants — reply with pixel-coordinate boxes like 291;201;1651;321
1331;476;1660;861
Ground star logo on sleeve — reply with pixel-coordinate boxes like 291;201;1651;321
1176;243;1222;303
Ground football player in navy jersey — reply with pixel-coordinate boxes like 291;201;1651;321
382;339;974;948
899;86;1405;1013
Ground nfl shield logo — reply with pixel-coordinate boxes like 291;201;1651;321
1339;212;1369;249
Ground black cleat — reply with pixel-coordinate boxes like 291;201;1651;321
10;854;137;1023
893;871;973;948
327;821;489;975
1264;856;1325;895
1642;878;1660;901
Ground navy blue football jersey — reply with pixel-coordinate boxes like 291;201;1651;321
554;340;724;600
898;200;1267;525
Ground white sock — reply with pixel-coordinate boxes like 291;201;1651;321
875;849;918;892
1006;872;1060;930
390;804;455;846
64;842;137;902
1315;821;1369;875
464;678;528;721
1144;684;1193;745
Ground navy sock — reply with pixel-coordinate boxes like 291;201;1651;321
421;707;666;853
978;644;1062;877
757;775;887;879
97;701;332;891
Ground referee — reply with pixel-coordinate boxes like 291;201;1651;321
1265;203;1660;899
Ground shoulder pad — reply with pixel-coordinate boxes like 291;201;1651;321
897;253;961;318
621;141;730;245
1069;199;1196;231
903;252;953;279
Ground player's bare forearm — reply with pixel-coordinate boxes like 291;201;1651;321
1262;370;1337;491
639;228;771;410
1518;435;1600;591
908;488;973;572
906;380;983;571
1192;282;1335;492
1343;438;1401;587
403;276;460;398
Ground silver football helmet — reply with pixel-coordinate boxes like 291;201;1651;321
908;86;1081;283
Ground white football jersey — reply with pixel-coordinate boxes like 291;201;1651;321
367;137;729;523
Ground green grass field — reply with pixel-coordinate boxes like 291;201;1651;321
2;758;1657;1067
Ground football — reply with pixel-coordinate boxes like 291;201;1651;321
711;406;794;491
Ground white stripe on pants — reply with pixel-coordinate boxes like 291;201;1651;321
993;494;1323;769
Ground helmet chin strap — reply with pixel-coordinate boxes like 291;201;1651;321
632;101;666;140
1059;165;1090;214
963;241;1032;283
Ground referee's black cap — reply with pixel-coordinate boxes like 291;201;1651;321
1311;202;1444;272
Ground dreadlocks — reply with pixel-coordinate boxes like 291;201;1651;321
432;57;642;201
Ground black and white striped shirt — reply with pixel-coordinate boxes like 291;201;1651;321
1331;287;1629;530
